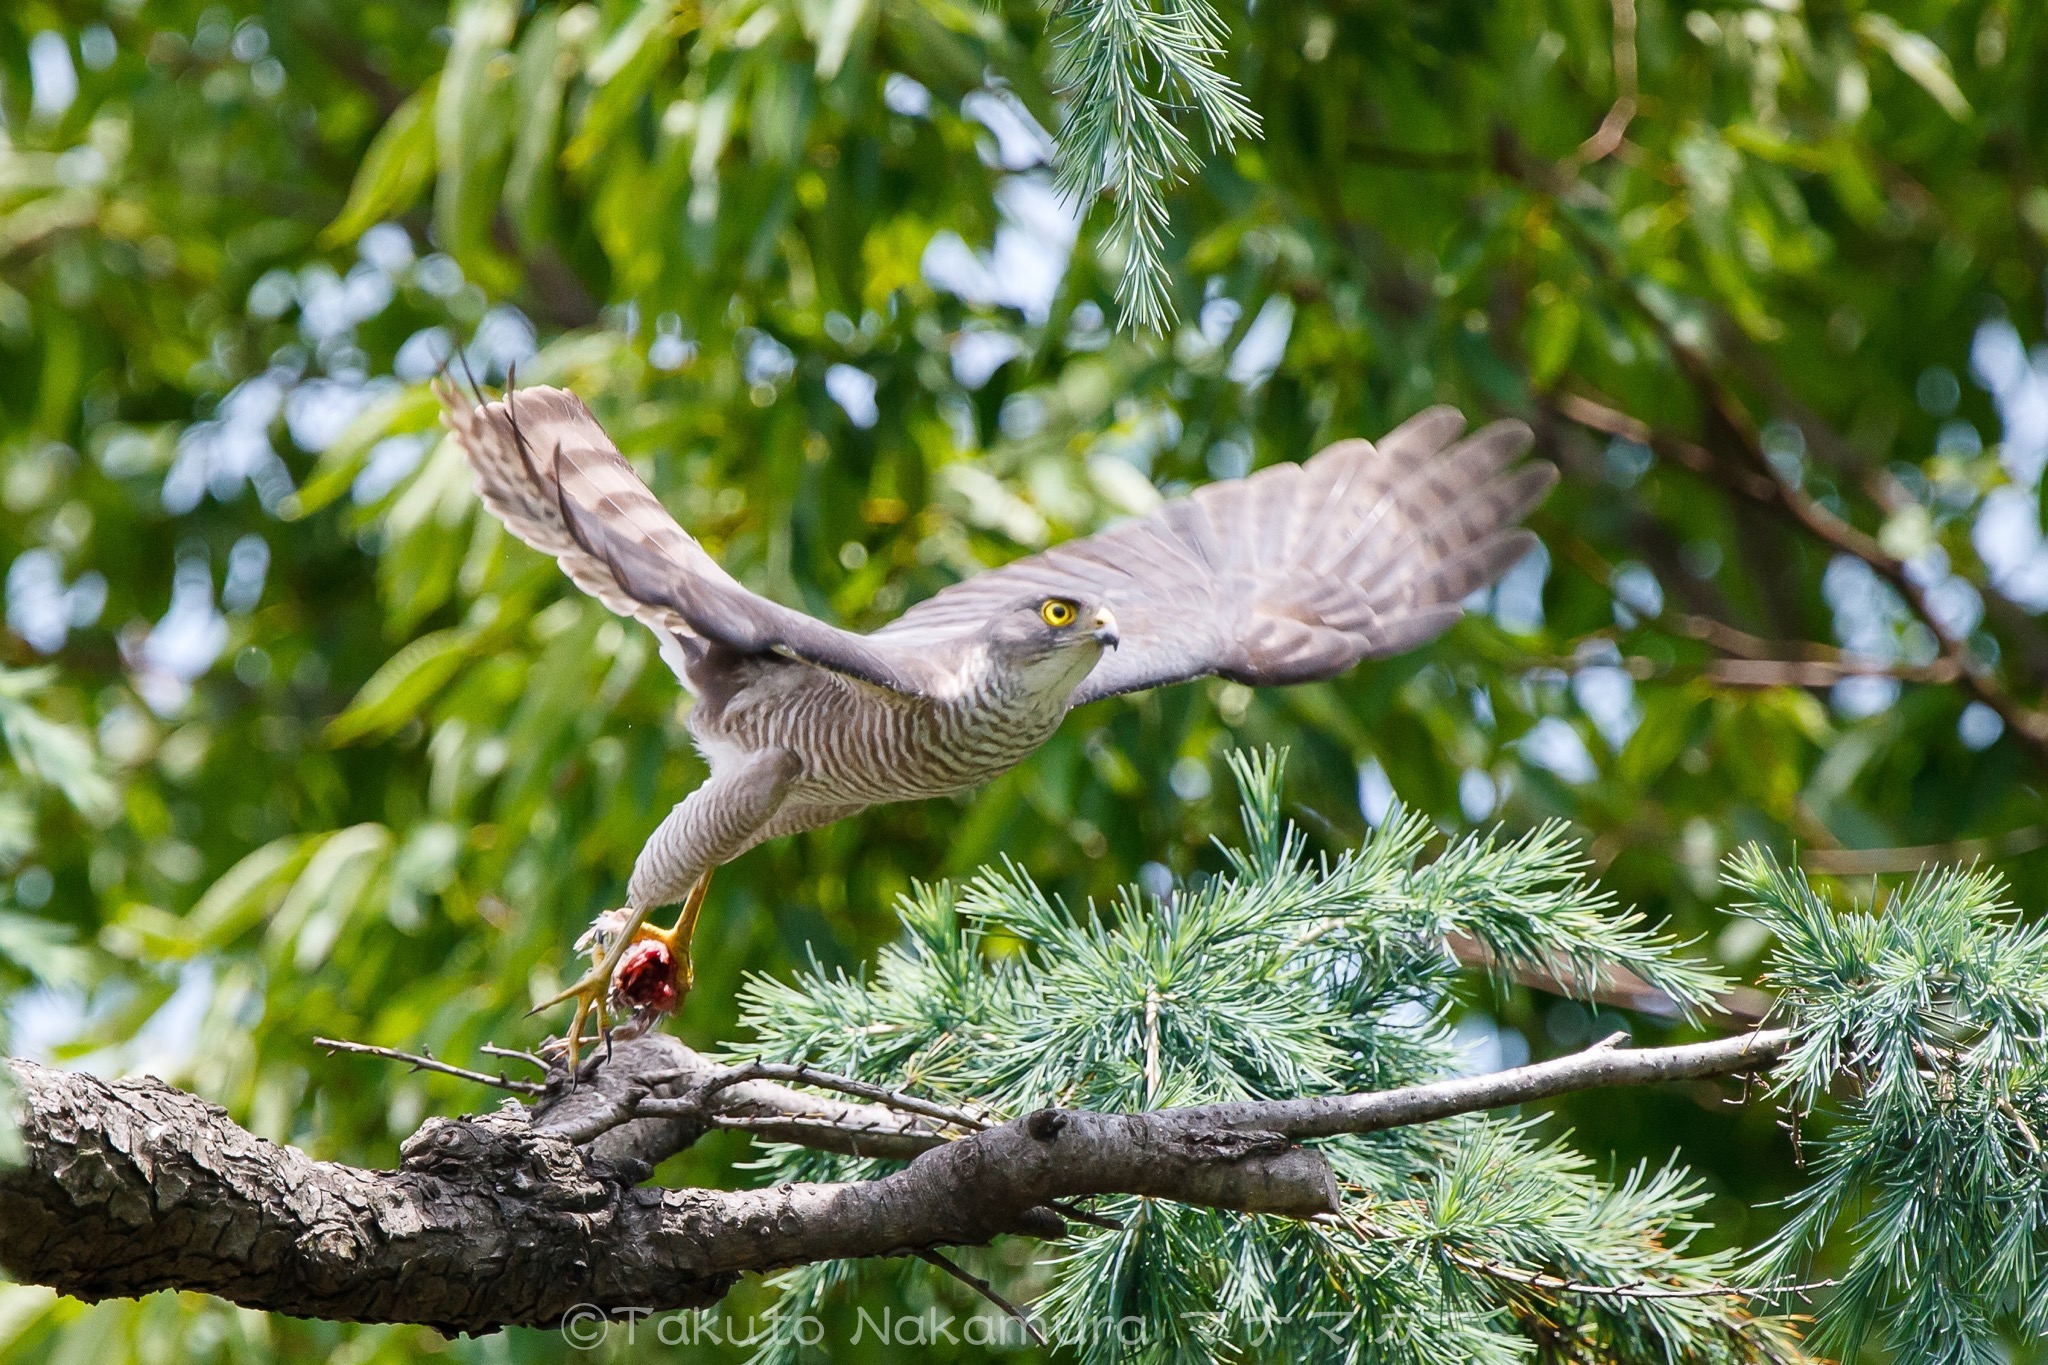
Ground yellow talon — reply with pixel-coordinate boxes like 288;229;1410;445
535;873;711;1079
635;873;707;997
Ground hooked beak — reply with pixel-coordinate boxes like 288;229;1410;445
1092;606;1120;650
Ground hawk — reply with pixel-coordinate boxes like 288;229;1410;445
439;381;1556;1068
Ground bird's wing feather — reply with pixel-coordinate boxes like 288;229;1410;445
874;408;1555;707
439;381;943;696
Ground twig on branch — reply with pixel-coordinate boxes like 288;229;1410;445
1564;0;1638;172
1521;650;1958;690
1542;525;1963;698
1177;1028;1793;1139
914;1248;1047;1345
1447;933;1775;1026
659;1059;992;1133
1327;1206;1835;1303
479;1043;551;1074
1704;656;1955;688
1554;381;2048;763
705;1111;950;1142
1800;827;2048;877
522;1035;955;1160
1443;1245;1821;1303
313;1036;546;1098
1045;1198;1123;1231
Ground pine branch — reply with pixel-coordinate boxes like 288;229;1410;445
0;1028;1794;1333
1171;1028;1792;1139
1043;0;1258;328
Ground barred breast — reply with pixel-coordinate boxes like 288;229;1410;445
688;657;1067;808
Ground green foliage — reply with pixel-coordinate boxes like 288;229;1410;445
0;669;105;1192
1736;851;2048;1361
736;754;1797;1363
1043;0;1257;329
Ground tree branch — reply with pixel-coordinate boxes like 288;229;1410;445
0;1028;1792;1334
1532;243;2048;767
313;1036;547;1097
1562;0;1638;173
1169;1028;1791;1139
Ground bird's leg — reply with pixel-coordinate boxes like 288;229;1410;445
533;902;657;1077
536;748;795;1078
632;870;710;1000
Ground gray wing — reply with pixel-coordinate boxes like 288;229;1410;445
874;408;1555;707
439;381;944;696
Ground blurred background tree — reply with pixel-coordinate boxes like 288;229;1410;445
0;0;2045;1359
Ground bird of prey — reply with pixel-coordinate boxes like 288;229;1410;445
439;381;1556;1069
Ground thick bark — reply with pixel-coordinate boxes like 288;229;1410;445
0;1029;1789;1335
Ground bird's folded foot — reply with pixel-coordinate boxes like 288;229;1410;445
533;970;612;1081
609;871;708;1015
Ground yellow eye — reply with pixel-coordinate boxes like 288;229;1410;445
1039;599;1078;628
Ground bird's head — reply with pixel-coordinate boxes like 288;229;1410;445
984;594;1120;692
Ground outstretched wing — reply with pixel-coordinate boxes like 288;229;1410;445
874;408;1555;707
439;381;943;696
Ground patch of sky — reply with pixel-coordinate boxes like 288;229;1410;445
1357;758;1396;828
1970;317;2048;608
742;329;797;389
1067;300;1110;352
358;221;415;274
79;25;117;73
1137;861;1174;902
825;364;879;429
1610;560;1662;627
1487;541;1549;634
393;326;455;383
352;434;433;505
8;959;215;1077
921;174;1078;326
649;312;697;371
297;260;394;343
1168;756;1213;802
1458;768;1498;822
124;553;229;716
1206;435;1252;481
1519;716;1597;783
221;534;269;614
1759;419;1806;486
1959;700;2005;751
466;304;537;381
961;88;1054;170
162;368;296;514
29;32;77;121
1603;437;1653;488
1572;650;1642;751
1821;553;1932;708
1089;401;1180;485
287;376;399;454
1832;674;1901;720
951;327;1024;389
1225;297;1293;387
1195;288;1239;350
883;73;931;118
1450;1012;1529;1076
1822;549;1940;720
5;550;106;654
